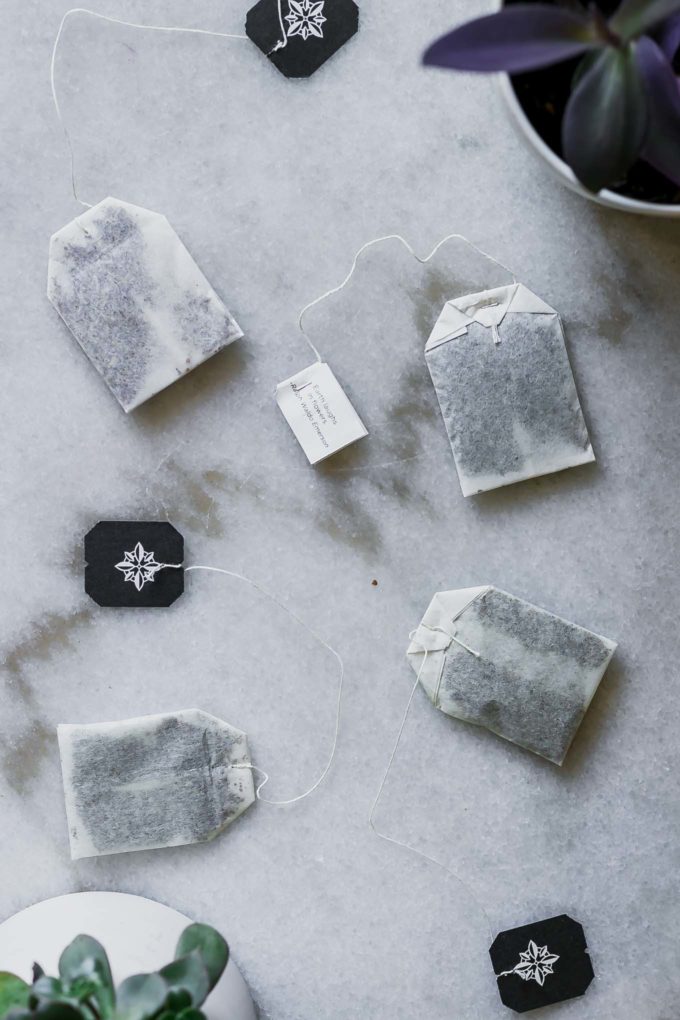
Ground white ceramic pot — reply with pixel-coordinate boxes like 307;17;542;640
0;892;257;1020
499;73;680;218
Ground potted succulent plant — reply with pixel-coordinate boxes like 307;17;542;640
424;0;680;215
0;924;227;1020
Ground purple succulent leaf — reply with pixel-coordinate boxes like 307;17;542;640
637;35;680;184
658;11;680;58
609;0;680;42
562;44;648;191
423;4;601;74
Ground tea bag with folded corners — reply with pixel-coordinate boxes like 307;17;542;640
48;197;243;412
58;709;255;859
425;283;594;496
407;586;616;765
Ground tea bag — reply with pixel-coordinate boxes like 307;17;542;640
425;284;594;496
47;197;243;412
407;586;616;765
58;710;255;859
490;915;594;1013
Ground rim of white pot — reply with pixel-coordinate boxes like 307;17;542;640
499;73;680;218
0;892;258;1020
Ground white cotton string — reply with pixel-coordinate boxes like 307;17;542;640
369;614;494;940
160;562;344;807
50;8;251;208
296;233;518;362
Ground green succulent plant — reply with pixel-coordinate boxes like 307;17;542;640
0;924;228;1020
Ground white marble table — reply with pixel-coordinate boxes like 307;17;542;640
1;1;679;1017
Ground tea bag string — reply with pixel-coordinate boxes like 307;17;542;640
297;233;518;363
51;6;289;208
369;618;494;941
159;562;344;807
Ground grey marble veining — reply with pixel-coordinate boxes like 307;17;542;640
2;1;680;1018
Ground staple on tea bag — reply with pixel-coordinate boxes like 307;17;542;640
407;586;616;765
368;591;612;983
426;284;595;496
48;198;243;412
58;709;255;859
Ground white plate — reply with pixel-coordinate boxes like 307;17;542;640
0;891;257;1020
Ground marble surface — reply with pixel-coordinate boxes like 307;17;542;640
1;1;680;1018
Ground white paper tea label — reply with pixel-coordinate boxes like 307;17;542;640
276;362;368;464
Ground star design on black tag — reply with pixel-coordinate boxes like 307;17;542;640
115;542;164;591
489;915;593;1013
285;0;326;40
246;0;358;78
498;941;560;987
85;522;184;608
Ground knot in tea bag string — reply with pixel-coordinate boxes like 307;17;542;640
296;233;518;363
369;611;495;941
157;562;344;807
50;6;290;208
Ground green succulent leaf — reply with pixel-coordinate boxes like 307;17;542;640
176;1010;205;1020
6;1006;85;1019
610;0;680;42
174;926;228;993
164;990;192;1012
58;937;115;1016
0;973;30;1014
114;974;167;1020
563;43;648;191
30;975;64;1000
158;956;210;1009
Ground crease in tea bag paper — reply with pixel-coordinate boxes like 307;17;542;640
276;361;368;464
58;709;255;859
407;586;616;765
425;283;594;496
47;197;243;412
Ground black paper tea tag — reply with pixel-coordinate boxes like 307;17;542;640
85;522;184;608
246;0;359;78
489;915;594;1013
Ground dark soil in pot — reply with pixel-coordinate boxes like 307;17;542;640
506;0;680;204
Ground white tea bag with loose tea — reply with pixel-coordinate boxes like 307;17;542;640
58;709;255;859
407;586;616;765
48;197;243;412
425;284;594;496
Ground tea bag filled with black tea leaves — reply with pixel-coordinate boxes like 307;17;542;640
425;283;594;496
47;197;243;412
407;586;616;765
58;710;255;859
